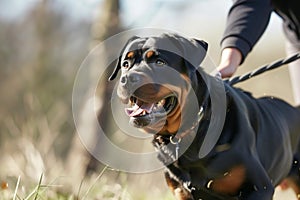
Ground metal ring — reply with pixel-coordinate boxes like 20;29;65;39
169;135;182;144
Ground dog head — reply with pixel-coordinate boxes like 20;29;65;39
109;33;208;135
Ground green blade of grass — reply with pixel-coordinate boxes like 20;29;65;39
24;185;40;200
24;174;44;200
76;178;84;200
81;165;108;200
34;173;43;200
13;176;21;200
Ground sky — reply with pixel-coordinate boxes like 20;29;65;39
0;0;281;32
0;0;284;62
0;0;100;20
0;0;239;23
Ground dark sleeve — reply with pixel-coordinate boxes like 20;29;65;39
221;0;273;63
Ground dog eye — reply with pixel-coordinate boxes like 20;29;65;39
156;59;165;66
122;61;130;68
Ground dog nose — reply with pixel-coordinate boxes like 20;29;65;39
120;75;128;85
120;73;141;86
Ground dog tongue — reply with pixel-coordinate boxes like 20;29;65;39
125;103;154;117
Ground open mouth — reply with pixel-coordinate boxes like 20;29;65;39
125;95;177;118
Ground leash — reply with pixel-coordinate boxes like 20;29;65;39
226;52;300;86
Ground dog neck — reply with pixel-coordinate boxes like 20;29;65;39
152;94;211;162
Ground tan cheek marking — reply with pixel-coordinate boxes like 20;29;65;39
180;74;192;87
165;105;181;134
159;80;189;135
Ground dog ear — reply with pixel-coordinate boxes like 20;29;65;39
160;34;208;69
188;38;208;69
108;36;139;81
194;39;208;52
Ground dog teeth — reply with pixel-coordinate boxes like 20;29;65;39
127;97;168;116
156;99;166;108
136;110;147;117
142;110;146;116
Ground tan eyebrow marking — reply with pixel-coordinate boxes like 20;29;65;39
146;50;155;59
126;51;135;59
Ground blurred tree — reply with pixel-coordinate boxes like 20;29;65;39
66;0;122;177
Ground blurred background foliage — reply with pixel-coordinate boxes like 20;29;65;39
0;0;89;172
0;0;295;199
0;0;92;197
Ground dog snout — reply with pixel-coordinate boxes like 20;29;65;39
120;73;142;87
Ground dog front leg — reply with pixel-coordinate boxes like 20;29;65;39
241;158;275;200
243;187;274;200
164;172;194;200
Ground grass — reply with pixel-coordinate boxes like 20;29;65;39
1;174;70;200
0;83;173;200
0;165;174;200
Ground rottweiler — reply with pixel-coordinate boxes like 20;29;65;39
109;33;300;200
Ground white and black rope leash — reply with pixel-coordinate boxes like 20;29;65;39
226;52;300;85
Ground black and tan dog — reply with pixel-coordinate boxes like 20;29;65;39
109;33;300;200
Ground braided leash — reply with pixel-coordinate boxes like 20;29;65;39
226;52;300;86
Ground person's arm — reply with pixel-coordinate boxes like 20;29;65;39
219;0;273;78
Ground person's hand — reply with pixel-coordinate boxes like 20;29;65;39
217;48;242;78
